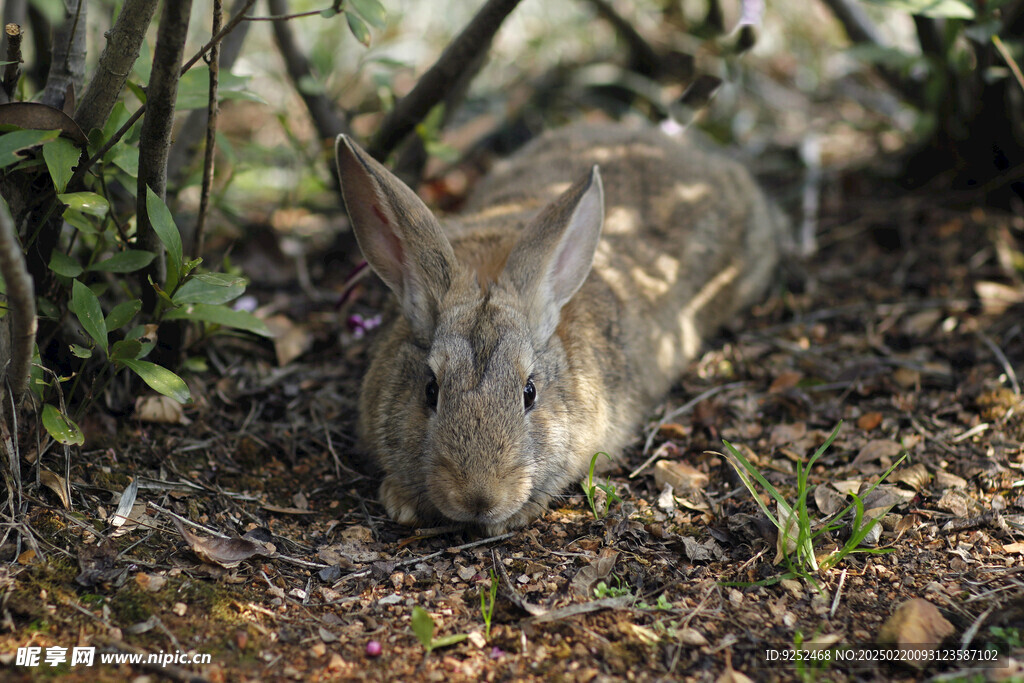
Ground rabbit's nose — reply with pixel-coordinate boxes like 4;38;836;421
465;491;496;517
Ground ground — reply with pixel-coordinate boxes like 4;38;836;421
2;159;1024;683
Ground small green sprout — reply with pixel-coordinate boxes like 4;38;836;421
480;569;498;639
411;606;467;656
582;451;621;519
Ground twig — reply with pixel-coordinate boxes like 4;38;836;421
193;0;223;259
979;332;1021;395
267;0;349;144
367;0;524;160
2;23;23;102
830;568;847;618
584;0;659;75
993;34;1024;96
640;381;747;459
136;0;193;295
0;199;35;401
38;0;85;110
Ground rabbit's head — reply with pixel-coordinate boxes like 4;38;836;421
335;135;604;532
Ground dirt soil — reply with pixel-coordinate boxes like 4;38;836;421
2;169;1024;682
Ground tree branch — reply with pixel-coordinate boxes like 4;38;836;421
168;0;256;189
266;0;349;144
38;0;86;110
0;198;36;402
584;0;660;75
137;0;193;295
193;0;223;259
74;0;159;135
367;0;524;160
2;23;23;104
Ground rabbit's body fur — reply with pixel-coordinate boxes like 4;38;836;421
336;123;785;534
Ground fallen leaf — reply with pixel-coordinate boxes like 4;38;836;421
891;463;931;491
171;517;274;568
1001;542;1024;554
677;627;709;647
851;439;902;467
571;549;619;597
814;485;847;516
653;460;709;491
17;549;36;565
135;572;166;592
39;469;71;509
769;423;807;447
768;370;803;393
856;412;883;431
265;314;313;366
135;395;191;424
933;470;967;489
876;598;955;668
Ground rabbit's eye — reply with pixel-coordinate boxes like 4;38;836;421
523;378;536;411
425;374;439;410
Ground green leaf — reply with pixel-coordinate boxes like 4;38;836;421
431;633;468;649
164;303;273;337
27;0;66;26
69;344;92;359
105;299;142;330
110;339;144;361
119;359;191;403
88;250;156;273
861;0;974;19
48;251;83;278
58;192;109;217
145;187;182;290
176;68;265;110
42;404;85;446
411;606;435;651
350;0;387;28
107;142;139;178
62;208;99;235
42;136;81;193
172;272;246;305
0;129;60;169
346;12;371;46
72;279;108;354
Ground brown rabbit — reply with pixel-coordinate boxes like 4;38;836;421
335;123;786;534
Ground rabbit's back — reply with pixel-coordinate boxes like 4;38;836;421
454;123;783;405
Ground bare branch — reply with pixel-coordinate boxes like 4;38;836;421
38;0;86;110
818;0;883;46
168;0;256;189
0;199;36;402
193;0;224;259
584;0;660;75
74;0;159;135
267;0;349;143
137;0;193;292
368;0;524;160
2;23;23;104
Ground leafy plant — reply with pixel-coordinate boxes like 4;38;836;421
411;606;467;656
722;422;907;586
636;593;673;611
582;451;622;520
479;569;498;639
593;575;632;599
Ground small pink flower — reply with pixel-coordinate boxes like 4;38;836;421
366;640;382;657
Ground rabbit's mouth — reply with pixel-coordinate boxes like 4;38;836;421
426;466;534;528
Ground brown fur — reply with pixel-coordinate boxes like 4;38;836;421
335;123;787;534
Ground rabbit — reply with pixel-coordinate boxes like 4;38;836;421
335;122;786;534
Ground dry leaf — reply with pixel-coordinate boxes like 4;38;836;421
769;423;807;447
1001;542;1024;554
678;627;709;647
936;490;972;518
265;314;313;366
571;549;619;596
135;572;166;592
39;469;71;509
653;460;709;491
876;598;954;668
814;485;847;516
975;280;1024;315
768;370;803;393
933;470;967;489
891;463;931;491
135;395;190;424
171;517;273;568
17;549;36;565
851;439;902;467
857;412;883;431
657;423;690;440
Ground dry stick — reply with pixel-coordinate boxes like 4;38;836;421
193;0;223;259
367;0;524;161
266;0;349;145
584;0;660;75
993;34;1024;94
0;201;36;402
1;23;23;103
136;0;193;294
74;0;159;135
71;0;257;188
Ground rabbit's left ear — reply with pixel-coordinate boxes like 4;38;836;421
502;167;604;344
335;135;458;340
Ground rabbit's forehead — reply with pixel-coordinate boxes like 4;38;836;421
429;299;534;384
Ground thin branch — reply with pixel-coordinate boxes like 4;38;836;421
74;0;159;135
137;0;193;293
367;0;524;160
193;0;223;259
993;34;1024;95
168;0;256;189
0;199;36;402
267;0;349;143
71;0;257;188
585;0;660;75
2;23;23;103
38;0;86;110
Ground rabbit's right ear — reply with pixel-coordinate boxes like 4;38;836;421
335;135;458;338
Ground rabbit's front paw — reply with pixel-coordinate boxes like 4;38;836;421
379;475;426;527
